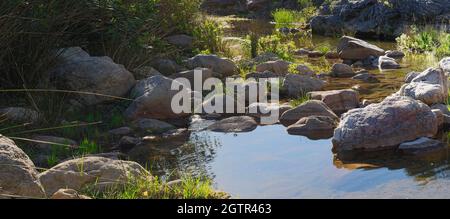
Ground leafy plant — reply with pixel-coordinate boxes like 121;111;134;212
396;26;450;58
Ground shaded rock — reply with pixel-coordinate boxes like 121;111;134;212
132;118;175;134
282;74;326;98
337;36;385;60
108;127;133;136
125;75;192;120
247;0;270;11
404;71;420;83
119;136;142;150
385;50;405;59
296;64;315;77
293;48;311;56
308;89;360;115
332;96;438;152
248;102;292;117
255;60;291;76
330;63;355;78
398;137;445;156
325;51;340;59
169;68;214;86
185;54;238;77
51;188;91;199
440;57;450;73
378;56;400;69
287;116;338;140
165;34;194;48
151;59;186;75
207;116;257;133
0;107;40;124
38;157;150;196
0;135;45;198
52;47;135;105
31;135;78;154
352;72;380;83
246;71;281;79
308;51;325;58
279;100;339;127
133;66;162;80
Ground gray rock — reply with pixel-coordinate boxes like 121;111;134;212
132;118;175;134
169;68;214;86
30;135;77;154
151;59;187;75
404;71;420;83
125;75;192;120
255;60;291;76
185;54;238;77
108;127;133;136
133;66;162;80
352;72;380;83
398;137;445;155
38;156;150;196
295;64;315;77
330;63;355;78
332;96;438;152
399;68;448;105
282;74;326;98
0;135;46;198
287;116;338;140
385;50;405;59
325;51;340;59
337;36;385;60
207;116;257;133
308;89;360;115
280;100;339;127
0;107;40;124
165;34;194;48
51;47;136;105
51;188;91;199
119;136;141;150
440;57;450;73
245;71;281;79
378;56;400;69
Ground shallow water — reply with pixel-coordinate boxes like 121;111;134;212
137;18;449;198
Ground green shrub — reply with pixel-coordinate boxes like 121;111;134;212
193;18;225;55
0;0;202;89
396;26;450;58
258;34;295;61
273;9;301;28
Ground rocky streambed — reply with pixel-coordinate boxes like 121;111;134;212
1;19;450;198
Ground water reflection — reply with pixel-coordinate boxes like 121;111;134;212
132;123;450;198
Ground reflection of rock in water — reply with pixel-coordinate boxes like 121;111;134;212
334;143;450;182
127;131;221;181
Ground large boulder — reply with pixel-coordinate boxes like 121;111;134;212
125;75;192;120
332;96;438;152
308;89;360;115
132;118;175;134
311;0;450;39
337;36;385;60
185;54;238;77
207;116;257;133
280;100;339;127
255;60;291;76
282;74;326;98
287;116;338;140
0;135;45;198
399;68;448;105
38;157;150;196
51;47;136;105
